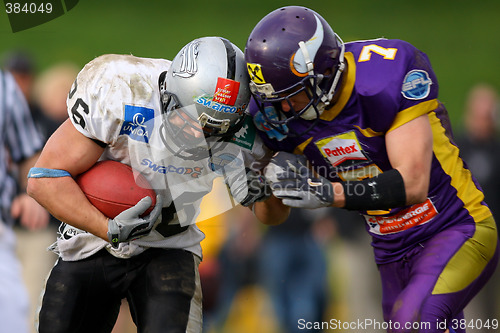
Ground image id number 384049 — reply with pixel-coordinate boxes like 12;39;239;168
5;2;53;14
448;318;499;331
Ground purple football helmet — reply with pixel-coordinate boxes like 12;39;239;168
245;6;345;137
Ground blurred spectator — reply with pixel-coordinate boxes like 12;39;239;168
257;208;328;333
204;205;380;333
456;83;500;223
3;51;78;333
0;67;48;333
456;83;500;328
321;209;385;332
208;206;264;331
196;180;230;332
2;50;36;101
3;50;78;141
32;62;79;138
2;50;47;141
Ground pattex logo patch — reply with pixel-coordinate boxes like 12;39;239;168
316;131;368;168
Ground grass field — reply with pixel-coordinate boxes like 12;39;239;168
1;0;500;130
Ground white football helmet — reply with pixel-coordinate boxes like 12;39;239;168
160;36;250;160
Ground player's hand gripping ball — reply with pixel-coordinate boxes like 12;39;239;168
76;160;163;247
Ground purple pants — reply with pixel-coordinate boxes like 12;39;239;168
379;217;498;333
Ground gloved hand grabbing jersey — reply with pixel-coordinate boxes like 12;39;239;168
107;194;163;248
264;152;334;209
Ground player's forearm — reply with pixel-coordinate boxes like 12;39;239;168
396;166;429;205
27;177;109;241
252;195;290;225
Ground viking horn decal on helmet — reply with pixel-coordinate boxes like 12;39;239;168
290;14;324;77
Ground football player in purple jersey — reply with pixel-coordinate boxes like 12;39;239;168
246;6;499;333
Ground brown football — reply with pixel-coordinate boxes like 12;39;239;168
76;160;156;218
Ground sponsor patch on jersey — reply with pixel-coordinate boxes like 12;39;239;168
119;105;155;143
315;131;368;168
363;198;438;235
208;153;243;175
213;77;240;106
230;116;256;150
247;63;266;84
401;69;432;100
141;158;203;178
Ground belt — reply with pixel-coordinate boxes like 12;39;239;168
155;204;189;238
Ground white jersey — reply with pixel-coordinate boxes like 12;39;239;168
55;54;270;261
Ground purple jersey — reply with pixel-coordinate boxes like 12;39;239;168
249;39;492;264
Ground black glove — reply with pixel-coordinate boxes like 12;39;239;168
264;152;334;209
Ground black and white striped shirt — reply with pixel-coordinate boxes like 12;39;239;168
0;69;44;225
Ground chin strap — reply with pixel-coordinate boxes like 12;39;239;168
298;41;316;76
297;41;324;120
298;40;321;101
321;33;345;107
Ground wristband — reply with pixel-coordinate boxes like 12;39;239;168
28;167;72;178
341;169;406;211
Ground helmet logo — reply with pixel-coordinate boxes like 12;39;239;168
290;14;324;77
173;41;199;78
213;77;240;106
247;63;266;84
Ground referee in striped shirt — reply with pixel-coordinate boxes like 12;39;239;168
0;68;49;332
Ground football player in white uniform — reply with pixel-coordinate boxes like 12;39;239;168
27;37;276;333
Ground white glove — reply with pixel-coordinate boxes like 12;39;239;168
107;195;163;248
226;167;271;207
264;152;334;209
